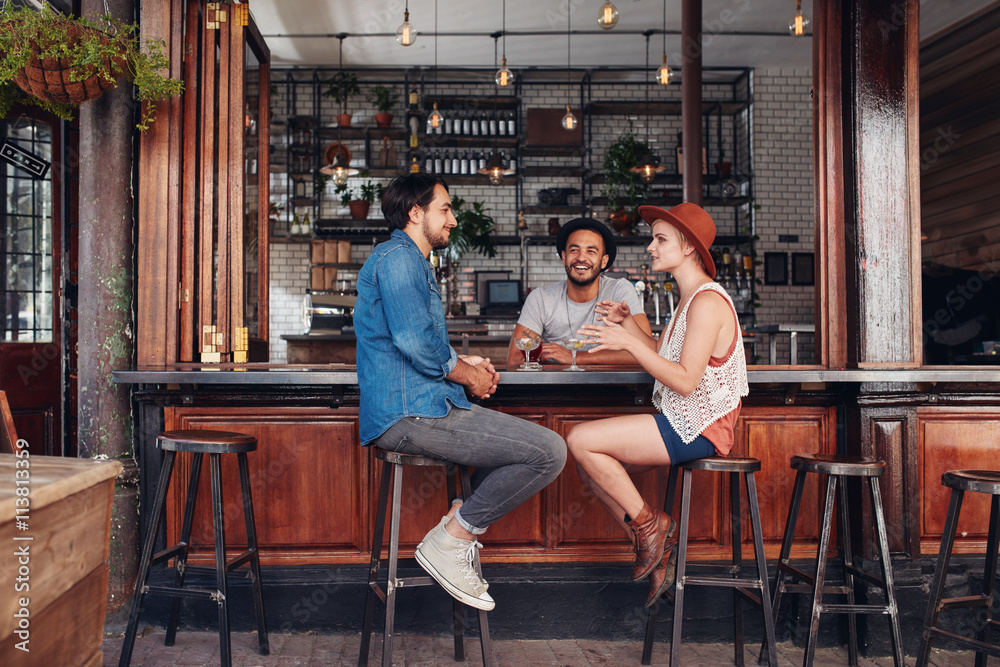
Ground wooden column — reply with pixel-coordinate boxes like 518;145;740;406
77;0;138;614
681;0;703;205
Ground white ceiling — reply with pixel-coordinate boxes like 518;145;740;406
248;0;999;70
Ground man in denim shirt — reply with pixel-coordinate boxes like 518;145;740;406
356;173;566;611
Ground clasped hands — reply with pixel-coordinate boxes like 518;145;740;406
459;354;500;399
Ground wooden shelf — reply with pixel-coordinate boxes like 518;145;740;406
589;195;750;208
310;262;363;269
522;204;588;215
316;127;367;140
521;145;585;158
432;175;519;185
520;166;589;178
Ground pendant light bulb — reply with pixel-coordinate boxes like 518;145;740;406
429;102;443;129
495;57;513;87
489;167;504;186
789;1;809;37
561;105;577;131
334;167;350;186
597;1;619;30
396;10;417;46
658;53;673;85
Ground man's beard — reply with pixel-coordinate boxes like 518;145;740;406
565;265;600;287
422;223;450;251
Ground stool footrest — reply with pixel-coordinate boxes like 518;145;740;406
938;594;992;611
226;549;256;571
821;603;893;615
927;627;1000;658
684;575;765;590
778;562;815;586
843;562;890;589
151;543;187;566
145;584;220;602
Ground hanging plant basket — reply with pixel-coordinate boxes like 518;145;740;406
0;5;183;130
9;19;125;105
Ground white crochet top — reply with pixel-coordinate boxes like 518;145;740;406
651;282;749;444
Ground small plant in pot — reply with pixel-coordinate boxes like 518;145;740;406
601;126;652;235
0;4;183;130
323;70;360;128
368;84;398;128
445;195;497;315
336;174;383;220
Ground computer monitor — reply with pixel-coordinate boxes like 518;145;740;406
484;279;522;315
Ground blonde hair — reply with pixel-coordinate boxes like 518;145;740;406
674;228;708;272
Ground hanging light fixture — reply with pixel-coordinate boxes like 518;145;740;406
480;35;515;186
428;0;444;128
631;33;666;184
657;0;673;85
789;0;810;37
396;0;417;46
597;1;619;30
321;35;358;186
561;0;577;130
495;0;514;87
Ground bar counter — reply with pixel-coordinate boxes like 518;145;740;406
115;363;1000;567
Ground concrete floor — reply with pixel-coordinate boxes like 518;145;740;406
103;628;975;666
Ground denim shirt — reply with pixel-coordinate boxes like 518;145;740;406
355;229;471;444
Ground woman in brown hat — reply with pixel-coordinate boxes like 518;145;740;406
565;202;749;607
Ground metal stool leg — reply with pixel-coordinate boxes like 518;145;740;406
381;461;405;667
916;487;964;667
759;468;807;665
359;458;393;667
978;494;1000;667
165;452;204;646
237;452;269;654
460;466;495;667
670;467;694;667
747;470;778;667
868;477;904;667
209;453;232;667
731;470;745;667
804;474;838;667
448;466;466;662
836;475;859;667
119;450;176;667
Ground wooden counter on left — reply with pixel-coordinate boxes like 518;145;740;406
0;453;122;667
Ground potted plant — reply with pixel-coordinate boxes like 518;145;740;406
323;70;360;128
601;127;652;234
0;4;183;130
446;195;497;315
335;174;383;220
368;84;398;128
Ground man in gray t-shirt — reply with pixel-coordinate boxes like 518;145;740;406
507;218;652;366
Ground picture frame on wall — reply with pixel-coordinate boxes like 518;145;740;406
792;252;815;286
764;252;788;285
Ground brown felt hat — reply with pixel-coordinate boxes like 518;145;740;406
638;203;717;279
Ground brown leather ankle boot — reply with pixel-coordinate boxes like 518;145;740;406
644;548;678;608
626;503;676;582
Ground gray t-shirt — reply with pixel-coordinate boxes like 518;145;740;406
517;276;643;343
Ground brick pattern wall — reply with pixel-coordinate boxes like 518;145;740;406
267;69;816;364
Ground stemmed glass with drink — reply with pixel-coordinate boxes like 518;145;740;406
514;335;542;371
564;337;586;371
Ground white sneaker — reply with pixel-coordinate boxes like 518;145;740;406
415;521;495;611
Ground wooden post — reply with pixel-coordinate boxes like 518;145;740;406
681;0;703;205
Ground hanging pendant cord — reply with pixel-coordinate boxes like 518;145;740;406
502;0;507;59
662;0;667;52
645;33;651;147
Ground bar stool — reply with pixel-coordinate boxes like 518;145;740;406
118;430;269;667
916;470;1000;667
642;456;778;667
763;454;903;667
359;448;494;667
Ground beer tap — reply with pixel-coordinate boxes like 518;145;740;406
663;276;677;321
635;263;650;313
650;280;661;325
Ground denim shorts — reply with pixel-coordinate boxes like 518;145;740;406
653;414;716;465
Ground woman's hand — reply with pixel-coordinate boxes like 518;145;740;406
579;318;634;353
595;299;630;324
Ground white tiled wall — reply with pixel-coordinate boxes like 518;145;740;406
268;68;816;364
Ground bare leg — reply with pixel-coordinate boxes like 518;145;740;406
566;414;673;520
576;461;658;533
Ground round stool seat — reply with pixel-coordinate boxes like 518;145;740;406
375;448;450;467
942;470;1000;495
680;455;761;473
157;430;257;454
790;453;885;477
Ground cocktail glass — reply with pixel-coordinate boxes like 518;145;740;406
515;335;542;371
565;337;586;371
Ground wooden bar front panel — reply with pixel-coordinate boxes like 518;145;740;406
160;404;837;565
918;407;1000;555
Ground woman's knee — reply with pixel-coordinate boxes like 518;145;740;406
565;423;592;457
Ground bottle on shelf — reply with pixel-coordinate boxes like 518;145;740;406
410;156;420;173
451;151;460;174
433;150;443;173
290;212;302;236
477;151;486;171
424;153;433;173
507;111;515;136
409;84;419;110
471;114;480;136
480;113;489;136
462;112;471;135
460;151;469;175
301;212;311;236
498;113;506;136
444;115;453;135
509;153;517;173
489;112;497;136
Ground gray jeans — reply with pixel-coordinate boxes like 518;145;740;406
373;404;567;534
